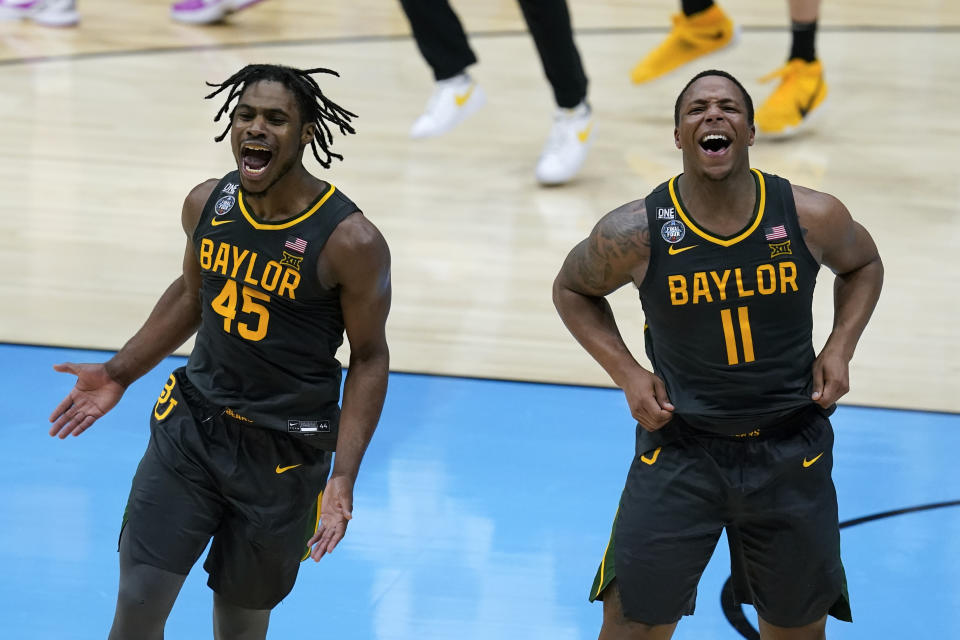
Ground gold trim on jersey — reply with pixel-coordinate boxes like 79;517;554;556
592;506;619;601
667;168;766;247
301;491;324;562
239;184;337;230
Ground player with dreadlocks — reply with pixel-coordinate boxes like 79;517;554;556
206;64;358;172
49;64;392;640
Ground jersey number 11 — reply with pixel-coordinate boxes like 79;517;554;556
720;306;755;365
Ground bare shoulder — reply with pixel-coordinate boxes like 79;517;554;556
791;183;877;270
595;198;650;249
587;198;651;268
556;198;651;296
328;211;389;256
321;212;391;288
791;183;849;234
181;179;219;235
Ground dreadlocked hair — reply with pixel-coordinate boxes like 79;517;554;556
204;64;357;169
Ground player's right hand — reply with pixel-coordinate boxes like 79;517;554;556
623;369;675;432
49;362;125;439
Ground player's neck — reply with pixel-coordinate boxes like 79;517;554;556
243;165;326;221
677;167;756;232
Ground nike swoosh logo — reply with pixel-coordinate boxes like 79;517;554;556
707;30;726;40
577;123;593;143
797;77;824;118
640;447;661;465
802;452;824;468
454;85;475;107
276;464;302;474
211;218;234;226
668;244;698;255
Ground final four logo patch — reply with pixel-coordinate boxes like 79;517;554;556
214;195;236;216
661;219;686;244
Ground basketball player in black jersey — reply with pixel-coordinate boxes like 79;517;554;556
47;65;391;640
554;70;883;640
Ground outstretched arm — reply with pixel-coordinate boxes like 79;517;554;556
310;212;391;560
795;186;884;408
552;199;674;431
48;180;215;438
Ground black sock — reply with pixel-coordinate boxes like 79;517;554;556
681;0;714;17
789;21;817;62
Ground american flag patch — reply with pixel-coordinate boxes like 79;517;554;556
764;225;787;241
284;236;307;253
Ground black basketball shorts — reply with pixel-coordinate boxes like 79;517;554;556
589;406;851;627
120;368;331;609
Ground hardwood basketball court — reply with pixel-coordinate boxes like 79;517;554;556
2;1;958;407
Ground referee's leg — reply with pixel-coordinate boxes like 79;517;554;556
515;0;588;108
397;0;477;80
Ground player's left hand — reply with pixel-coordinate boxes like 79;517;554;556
811;345;850;408
309;474;354;562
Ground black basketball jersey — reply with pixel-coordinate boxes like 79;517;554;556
185;171;358;447
638;169;821;434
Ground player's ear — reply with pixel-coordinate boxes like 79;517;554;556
301;122;316;146
747;123;755;147
674;127;681;149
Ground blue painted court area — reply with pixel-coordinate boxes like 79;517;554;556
1;343;958;639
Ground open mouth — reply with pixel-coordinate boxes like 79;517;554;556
698;133;731;155
241;143;273;177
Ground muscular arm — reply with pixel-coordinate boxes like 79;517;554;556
307;211;390;560
553;200;674;430
104;180;214;386
795;185;884;404
552;199;651;387
322;212;391;483
49;180;215;437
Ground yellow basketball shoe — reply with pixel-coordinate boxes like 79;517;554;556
631;5;738;85
755;59;828;137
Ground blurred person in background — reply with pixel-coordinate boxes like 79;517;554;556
631;0;827;136
398;0;595;185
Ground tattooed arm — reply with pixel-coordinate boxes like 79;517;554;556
552;199;675;431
